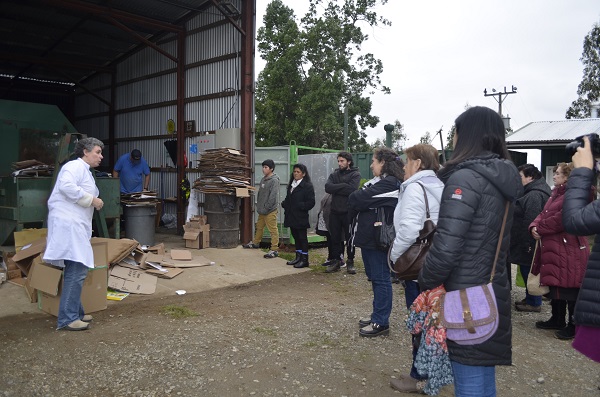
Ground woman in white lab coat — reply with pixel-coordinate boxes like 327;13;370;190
43;137;105;331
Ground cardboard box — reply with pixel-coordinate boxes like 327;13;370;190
14;228;47;251
108;265;157;294
11;237;46;276
31;261;108;316
170;249;192;261
189;215;207;226
183;224;210;249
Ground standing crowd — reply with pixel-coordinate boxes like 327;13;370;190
44;106;600;396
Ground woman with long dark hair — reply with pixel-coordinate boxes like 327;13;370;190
419;106;523;396
348;147;404;337
281;163;315;268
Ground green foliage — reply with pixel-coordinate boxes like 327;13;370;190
256;0;390;150
445;125;456;150
419;131;432;144
566;21;600;119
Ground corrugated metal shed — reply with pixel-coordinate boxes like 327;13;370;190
507;119;600;148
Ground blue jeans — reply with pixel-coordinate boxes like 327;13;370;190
450;361;496;397
404;280;427;380
519;265;542;306
57;260;88;329
361;248;392;326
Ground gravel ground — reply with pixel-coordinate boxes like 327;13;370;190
0;249;598;397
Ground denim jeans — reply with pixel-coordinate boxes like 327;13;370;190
450;360;496;397
404;280;427;380
361;248;392;326
57;260;88;329
519;264;542;306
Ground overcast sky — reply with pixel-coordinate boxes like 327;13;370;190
255;0;600;163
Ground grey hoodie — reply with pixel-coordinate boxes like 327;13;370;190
256;173;280;215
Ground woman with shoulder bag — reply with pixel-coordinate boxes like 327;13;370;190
418;107;523;397
388;144;444;393
529;162;590;339
348;147;404;337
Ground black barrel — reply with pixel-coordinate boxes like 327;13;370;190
203;194;240;248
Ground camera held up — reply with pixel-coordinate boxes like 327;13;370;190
565;133;600;157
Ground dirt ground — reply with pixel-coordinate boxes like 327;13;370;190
0;249;598;397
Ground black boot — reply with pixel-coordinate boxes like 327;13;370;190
536;299;567;330
555;301;577;339
287;252;301;266
294;254;309;268
346;259;356;274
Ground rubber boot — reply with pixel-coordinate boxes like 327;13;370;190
346;259;356;274
294;253;309;268
287;252;301;266
536;299;567;330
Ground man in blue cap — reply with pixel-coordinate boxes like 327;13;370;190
113;149;151;194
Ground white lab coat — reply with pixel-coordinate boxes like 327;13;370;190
43;158;98;269
389;170;444;263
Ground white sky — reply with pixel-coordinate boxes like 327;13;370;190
255;0;600;167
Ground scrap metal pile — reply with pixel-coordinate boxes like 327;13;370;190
193;148;254;195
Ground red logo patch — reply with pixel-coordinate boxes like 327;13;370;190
454;188;462;195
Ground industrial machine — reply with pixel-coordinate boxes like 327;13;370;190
0;99;120;246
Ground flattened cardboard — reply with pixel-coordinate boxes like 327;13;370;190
108;265;157;294
90;237;139;265
170;249;192;260
145;267;184;279
161;255;212;268
14;228;47;251
92;241;109;267
147;243;165;255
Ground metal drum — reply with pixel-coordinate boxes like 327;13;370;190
203;194;240;248
124;204;156;246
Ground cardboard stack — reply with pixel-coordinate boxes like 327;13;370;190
183;215;210;249
194;148;255;197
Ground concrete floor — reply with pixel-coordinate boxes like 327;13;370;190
0;232;307;318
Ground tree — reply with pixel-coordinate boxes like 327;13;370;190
444;125;456;150
419;131;432;144
566;22;600;119
371;119;406;153
255;0;391;150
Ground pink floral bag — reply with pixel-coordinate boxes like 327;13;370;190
440;202;509;345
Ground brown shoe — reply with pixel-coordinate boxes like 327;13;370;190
515;303;542;313
390;376;422;393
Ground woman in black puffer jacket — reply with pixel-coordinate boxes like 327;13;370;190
562;135;600;363
348;147;404;338
419;107;522;397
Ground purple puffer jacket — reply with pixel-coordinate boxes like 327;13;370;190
530;184;589;288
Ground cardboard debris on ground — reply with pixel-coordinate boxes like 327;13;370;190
145;267;184;279
108;265;157;294
171;249;192;261
183;216;210;249
14;228;48;251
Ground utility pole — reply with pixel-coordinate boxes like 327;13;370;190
484;85;517;129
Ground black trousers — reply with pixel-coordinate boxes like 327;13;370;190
329;211;354;261
290;228;309;253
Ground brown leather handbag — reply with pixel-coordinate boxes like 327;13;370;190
390;182;436;280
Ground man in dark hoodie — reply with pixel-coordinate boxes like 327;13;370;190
509;164;551;312
243;159;281;259
324;152;361;274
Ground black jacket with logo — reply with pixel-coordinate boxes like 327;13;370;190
419;153;522;366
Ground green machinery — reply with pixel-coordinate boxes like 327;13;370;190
0;99;120;246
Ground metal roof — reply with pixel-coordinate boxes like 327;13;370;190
506;119;600;147
0;0;224;88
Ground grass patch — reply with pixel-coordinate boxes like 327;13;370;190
253;326;278;337
160;305;198;319
303;333;340;348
